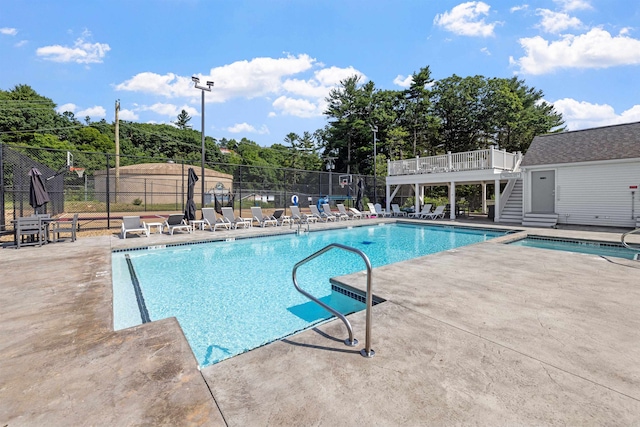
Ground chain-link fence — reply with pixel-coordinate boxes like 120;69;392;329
1;143;383;232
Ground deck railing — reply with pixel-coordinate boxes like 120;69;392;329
388;147;521;176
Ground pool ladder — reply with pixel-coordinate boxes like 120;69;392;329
621;228;640;260
292;243;375;358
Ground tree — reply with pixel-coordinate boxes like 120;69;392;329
173;109;192;130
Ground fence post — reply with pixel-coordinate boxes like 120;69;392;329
106;153;111;229
238;165;243;216
181;160;185;213
0;143;4;231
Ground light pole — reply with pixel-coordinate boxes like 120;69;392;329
324;156;336;197
370;124;378;204
192;76;214;208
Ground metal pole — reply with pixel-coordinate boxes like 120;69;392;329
370;125;378;204
201;90;205;209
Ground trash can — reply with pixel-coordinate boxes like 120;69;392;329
488;205;495;220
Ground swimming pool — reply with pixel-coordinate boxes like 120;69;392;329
510;236;639;260
112;223;505;366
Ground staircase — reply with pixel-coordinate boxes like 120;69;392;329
522;213;558;228
499;179;523;224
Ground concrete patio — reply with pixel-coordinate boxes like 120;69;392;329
1;218;639;425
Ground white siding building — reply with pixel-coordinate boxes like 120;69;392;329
520;122;640;228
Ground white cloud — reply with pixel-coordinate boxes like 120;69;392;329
510;5;529;12
15;40;27;47
140;103;198;118
227;123;270;134
536;9;582;33
511;28;640;74
553;0;592;12
552;98;640;129
76;106;106;118
116;54;365;120
36;32;110;64
1;27;17;36
393;75;413;88
433;2;498;37
480;47;491;55
272;96;322;118
119;109;139;121
56;103;77;114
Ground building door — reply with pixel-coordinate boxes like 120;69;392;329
531;170;555;213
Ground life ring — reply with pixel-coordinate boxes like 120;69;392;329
291;195;299;205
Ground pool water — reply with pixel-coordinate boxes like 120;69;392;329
510;237;638;260
112;223;504;366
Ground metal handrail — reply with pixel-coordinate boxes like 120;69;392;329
621;228;640;254
292;243;375;357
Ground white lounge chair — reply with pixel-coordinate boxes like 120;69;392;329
337;204;356;220
366;203;379;218
290;205;317;224
350;207;370;218
202;207;230;231
374;203;392;217
323;203;347;221
311;204;336;222
424;205;446;220
163;213;192;235
251;206;278;227
408;204;432;219
221;207;252;229
121;216;149;239
391;204;406;217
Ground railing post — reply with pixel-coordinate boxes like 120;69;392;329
447;151;452;171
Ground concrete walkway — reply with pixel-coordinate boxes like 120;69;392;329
1;218;639;425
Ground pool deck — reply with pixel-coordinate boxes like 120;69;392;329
1;217;639;425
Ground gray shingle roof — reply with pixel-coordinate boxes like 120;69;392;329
521;121;640;166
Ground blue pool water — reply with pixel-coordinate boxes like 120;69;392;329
112;224;504;366
510;237;638;260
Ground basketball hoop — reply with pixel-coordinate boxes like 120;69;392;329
340;179;348;189
69;167;85;178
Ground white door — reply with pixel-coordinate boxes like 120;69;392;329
531;170;555;213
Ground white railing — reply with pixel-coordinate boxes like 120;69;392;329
388;147;521;176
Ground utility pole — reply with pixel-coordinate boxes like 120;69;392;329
115;100;120;202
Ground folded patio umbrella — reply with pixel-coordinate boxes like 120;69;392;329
184;167;198;221
29;167;51;214
355;178;364;211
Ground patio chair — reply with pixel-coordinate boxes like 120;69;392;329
408;204;432;219
272;209;292;226
424;205;446;220
374;203;392;217
337;204;356;220
290;205;318;224
311;204;336;222
163;213;192;235
50;213;79;242
201;208;230;231
350;207;370;218
366;203;379;218
15;216;46;248
323;203;347;221
391;204;407;217
121;216;150;239
251;206;278;227
221;207;252;229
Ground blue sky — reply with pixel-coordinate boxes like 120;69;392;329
2;0;639;146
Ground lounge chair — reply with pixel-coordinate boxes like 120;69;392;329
121;216;150;239
424;205;446;220
311;204;336;222
408;204;432;219
323;203;347;221
251;206;278;227
374;203;392;217
366;203;379;218
202;208;230;231
272;209;291;226
50;213;79;242
391;204;406;217
221;207;252;229
350;207;370;218
337;204;356;220
163;213;192;235
290;205;318;224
